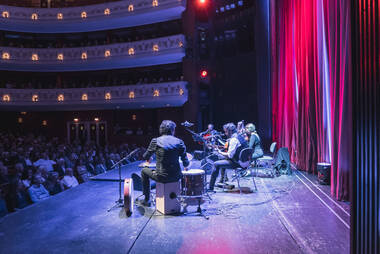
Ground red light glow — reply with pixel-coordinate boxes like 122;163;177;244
200;70;208;77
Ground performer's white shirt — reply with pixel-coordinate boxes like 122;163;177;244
226;134;240;159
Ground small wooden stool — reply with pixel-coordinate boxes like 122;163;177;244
155;181;181;215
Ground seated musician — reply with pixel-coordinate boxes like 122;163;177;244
200;124;218;136
208;123;248;191
140;120;189;206
245;123;264;162
200;124;219;144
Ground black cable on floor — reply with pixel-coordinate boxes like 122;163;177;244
126;208;156;254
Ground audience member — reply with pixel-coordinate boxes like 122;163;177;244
54;158;66;177
33;153;56;172
28;175;50;203
43;172;63;195
61;168;79;189
21;168;33;189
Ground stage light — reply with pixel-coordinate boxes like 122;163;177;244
198;0;206;4
153;90;160;97
105;92;111;100
81;94;88;101
152;44;159;52
81;12;87;19
18;118;23;123
104;8;110;15
31;54;39;61
57;13;63;19
81;52;87;60
94;117;99;122
128;48;135;55
57;94;64;102
2;52;10;60
129;91;135;98
128;4;134;11
2;11;9;18
179;88;184;95
178;41;183;47
104;50;111;57
57;53;64;61
152;0;158;7
132;114;136;120
200;70;208;78
32;95;38;102
73;118;79;122
2;94;10;102
20;112;27;115
31;13;38;20
42;120;47;126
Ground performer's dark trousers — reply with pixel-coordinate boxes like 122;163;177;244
209;160;237;190
141;167;159;201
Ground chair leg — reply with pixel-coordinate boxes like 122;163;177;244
251;169;257;191
236;174;242;194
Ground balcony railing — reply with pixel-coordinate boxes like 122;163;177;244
0;0;185;33
0;34;185;71
0;81;188;111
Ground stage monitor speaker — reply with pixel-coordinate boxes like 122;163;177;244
317;163;331;185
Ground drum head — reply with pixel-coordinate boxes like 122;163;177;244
182;169;205;175
124;178;134;216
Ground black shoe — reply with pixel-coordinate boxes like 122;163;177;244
218;176;229;184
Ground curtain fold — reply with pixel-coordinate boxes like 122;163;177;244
270;0;351;200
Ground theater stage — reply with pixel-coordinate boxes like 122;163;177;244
0;162;349;254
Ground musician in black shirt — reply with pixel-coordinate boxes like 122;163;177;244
140;120;189;206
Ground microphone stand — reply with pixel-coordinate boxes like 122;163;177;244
107;148;140;212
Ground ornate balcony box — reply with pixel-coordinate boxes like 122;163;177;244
0;34;185;71
0;81;188;111
0;0;185;33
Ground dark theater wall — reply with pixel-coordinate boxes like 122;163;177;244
0;109;185;146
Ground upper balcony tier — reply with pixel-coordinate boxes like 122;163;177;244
0;0;186;33
0;0;121;8
0;34;185;72
0;81;188;111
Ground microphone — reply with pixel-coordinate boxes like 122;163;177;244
181;121;194;127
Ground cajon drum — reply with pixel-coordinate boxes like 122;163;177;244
155;181;180;215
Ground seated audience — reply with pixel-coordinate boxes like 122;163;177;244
0;187;8;217
16;179;30;209
54;158;66;177
34;153;56;172
28;175;50;203
0;131;145;214
21;168;33;189
94;157;107;175
75;159;91;183
61;168;79;189
43;172;63;195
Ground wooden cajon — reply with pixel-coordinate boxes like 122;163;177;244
155;181;181;215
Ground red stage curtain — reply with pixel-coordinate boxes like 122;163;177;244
270;0;352;200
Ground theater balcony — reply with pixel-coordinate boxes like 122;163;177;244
0;34;185;71
0;0;185;33
0;81;187;111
